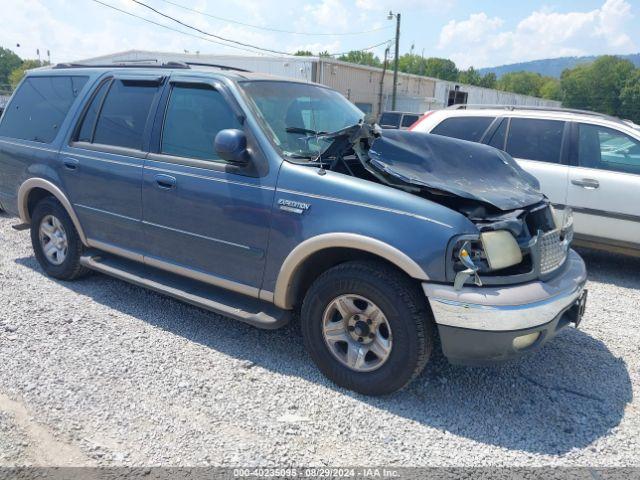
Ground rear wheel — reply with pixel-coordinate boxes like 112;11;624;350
30;197;89;280
301;261;434;395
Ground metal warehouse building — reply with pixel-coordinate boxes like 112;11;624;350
78;50;561;117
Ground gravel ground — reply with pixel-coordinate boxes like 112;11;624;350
0;211;639;467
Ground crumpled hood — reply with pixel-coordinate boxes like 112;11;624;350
367;129;545;211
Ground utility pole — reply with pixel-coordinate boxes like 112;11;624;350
377;45;390;117
388;11;401;110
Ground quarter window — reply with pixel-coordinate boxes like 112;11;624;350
506;118;565;163
430;116;494;142
487;118;507;150
91;80;160;150
0;76;87;143
161;85;242;161
578;123;640;175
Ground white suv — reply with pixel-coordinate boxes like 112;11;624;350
411;106;640;256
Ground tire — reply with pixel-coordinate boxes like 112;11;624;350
30;196;89;280
301;260;434;395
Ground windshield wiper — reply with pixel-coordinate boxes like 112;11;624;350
285;126;328;136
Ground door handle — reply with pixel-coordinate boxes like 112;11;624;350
571;178;600;189
63;158;79;171
154;174;176;190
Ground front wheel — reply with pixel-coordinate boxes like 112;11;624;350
30;197;89;280
301;261;434;395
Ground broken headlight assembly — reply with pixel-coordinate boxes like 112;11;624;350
448;231;523;290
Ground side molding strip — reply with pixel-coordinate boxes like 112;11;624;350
273;233;429;309
17;178;89;245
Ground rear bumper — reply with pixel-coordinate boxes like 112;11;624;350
423;249;587;365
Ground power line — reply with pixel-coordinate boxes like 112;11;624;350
92;0;272;55
156;0;392;36
93;0;392;57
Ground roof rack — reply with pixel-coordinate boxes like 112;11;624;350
52;61;251;73
52;61;190;69
447;104;625;124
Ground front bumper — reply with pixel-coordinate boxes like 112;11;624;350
423;249;587;365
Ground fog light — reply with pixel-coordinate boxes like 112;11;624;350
512;332;540;350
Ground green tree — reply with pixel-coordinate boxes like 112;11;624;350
497;71;546;96
9;59;45;88
561;56;635;115
0;47;22;87
478;72;497;89
539;77;561;100
337;50;381;67
293;50;313;56
458;67;482;86
619;70;640;123
422;57;458;81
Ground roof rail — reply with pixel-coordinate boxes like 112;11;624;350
184;61;250;72
446;104;625;124
52;61;190;69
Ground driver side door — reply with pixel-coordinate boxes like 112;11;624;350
141;78;275;296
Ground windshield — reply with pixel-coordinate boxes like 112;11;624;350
239;81;364;159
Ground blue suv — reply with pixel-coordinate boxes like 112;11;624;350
0;63;587;395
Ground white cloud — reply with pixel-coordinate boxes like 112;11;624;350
438;0;637;69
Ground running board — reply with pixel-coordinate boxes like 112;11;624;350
79;254;290;329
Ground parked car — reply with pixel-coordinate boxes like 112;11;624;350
411;105;640;256
0;66;587;395
378;111;421;130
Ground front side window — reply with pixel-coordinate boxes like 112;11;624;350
161;85;242;161
90;80;159;150
0;75;87;143
578;123;640;175
506;118;565;163
431;116;494;142
239;81;363;159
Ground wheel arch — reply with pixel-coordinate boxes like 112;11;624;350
18;178;88;245
272;233;429;310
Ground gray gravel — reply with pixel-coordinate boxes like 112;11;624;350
0;211;639;467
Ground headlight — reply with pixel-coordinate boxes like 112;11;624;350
449;231;523;289
480;230;522;270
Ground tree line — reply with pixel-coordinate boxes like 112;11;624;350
0;47;49;94
294;50;640;123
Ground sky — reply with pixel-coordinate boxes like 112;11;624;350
1;0;638;69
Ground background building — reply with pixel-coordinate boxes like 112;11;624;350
78;50;561;118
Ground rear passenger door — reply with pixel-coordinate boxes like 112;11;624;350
492;117;570;208
60;74;164;256
567;122;640;246
141;77;275;295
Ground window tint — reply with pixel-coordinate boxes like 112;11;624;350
379;112;401;128
431;116;494;142
93;80;159;150
578;123;640;175
401;114;420;128
487;118;507;150
76;80;111;143
506;118;564;163
0;76;87;143
161;85;242;161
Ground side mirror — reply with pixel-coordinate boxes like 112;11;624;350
214;129;250;165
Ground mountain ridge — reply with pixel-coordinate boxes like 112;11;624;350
479;53;640;78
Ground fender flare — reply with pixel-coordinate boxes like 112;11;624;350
17;178;89;246
272;232;429;309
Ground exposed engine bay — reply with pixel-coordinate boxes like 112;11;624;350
300;123;574;287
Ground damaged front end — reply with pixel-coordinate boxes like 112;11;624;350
323;125;574;289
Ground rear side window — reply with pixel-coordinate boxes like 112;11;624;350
431;116;494;142
76;80;111;143
0;76;88;143
379;112;401;128
506;118;565;163
401;114;420;128
161;85;242;161
90;80;160;150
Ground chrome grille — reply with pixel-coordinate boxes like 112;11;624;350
539;229;567;274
